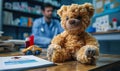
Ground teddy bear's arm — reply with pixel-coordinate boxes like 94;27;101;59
84;32;99;47
51;31;67;46
84;32;99;56
47;31;70;62
76;32;99;64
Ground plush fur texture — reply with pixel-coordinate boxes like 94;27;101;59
47;3;99;64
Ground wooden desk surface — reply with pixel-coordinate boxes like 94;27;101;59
0;49;120;71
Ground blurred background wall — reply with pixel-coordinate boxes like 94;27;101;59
0;0;3;31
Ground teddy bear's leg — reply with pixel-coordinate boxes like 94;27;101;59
47;44;71;63
76;45;99;64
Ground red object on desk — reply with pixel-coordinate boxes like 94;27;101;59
25;37;30;48
25;35;34;48
29;35;34;46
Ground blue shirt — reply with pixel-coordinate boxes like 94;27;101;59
32;17;63;47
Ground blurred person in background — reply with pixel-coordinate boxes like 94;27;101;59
32;3;63;48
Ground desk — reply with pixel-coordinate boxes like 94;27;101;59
0;39;25;52
0;49;120;71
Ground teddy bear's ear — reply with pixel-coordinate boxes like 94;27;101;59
84;3;94;18
57;5;68;17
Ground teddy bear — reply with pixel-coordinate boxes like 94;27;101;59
47;3;99;64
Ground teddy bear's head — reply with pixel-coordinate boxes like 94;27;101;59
57;3;94;35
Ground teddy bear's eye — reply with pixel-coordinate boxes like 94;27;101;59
76;16;81;20
66;16;69;20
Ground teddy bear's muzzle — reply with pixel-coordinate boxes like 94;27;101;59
69;19;76;25
66;19;81;30
68;19;80;25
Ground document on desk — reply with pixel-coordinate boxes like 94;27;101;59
3;39;25;45
0;55;56;71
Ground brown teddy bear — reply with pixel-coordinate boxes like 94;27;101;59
47;3;99;64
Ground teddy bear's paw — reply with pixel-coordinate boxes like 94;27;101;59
84;45;99;58
85;47;96;57
77;54;89;64
77;53;97;64
78;54;97;64
84;45;99;64
77;45;99;64
47;44;61;61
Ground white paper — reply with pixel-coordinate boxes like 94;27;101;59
3;39;25;45
0;55;54;71
93;15;110;32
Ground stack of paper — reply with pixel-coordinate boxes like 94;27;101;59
3;39;25;45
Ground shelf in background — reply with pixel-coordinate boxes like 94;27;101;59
3;24;32;29
28;0;60;9
2;0;60;39
91;30;120;35
3;0;60;9
3;8;42;18
91;30;120;40
3;8;60;19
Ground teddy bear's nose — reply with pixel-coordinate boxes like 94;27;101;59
69;20;76;25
